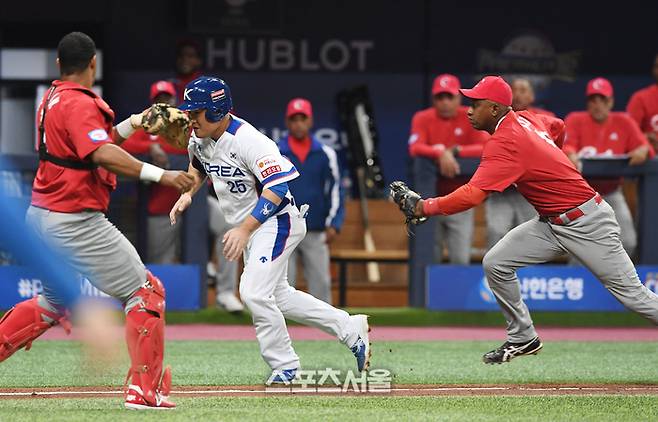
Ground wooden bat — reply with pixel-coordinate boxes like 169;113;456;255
356;167;381;283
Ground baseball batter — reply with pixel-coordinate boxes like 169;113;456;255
0;32;194;409
391;76;658;364
169;76;371;382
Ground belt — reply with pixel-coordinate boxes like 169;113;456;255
544;193;603;225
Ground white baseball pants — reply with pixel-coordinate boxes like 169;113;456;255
239;208;358;370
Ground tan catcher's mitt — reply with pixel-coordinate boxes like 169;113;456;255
142;103;191;149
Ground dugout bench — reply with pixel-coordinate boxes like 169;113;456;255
330;249;409;307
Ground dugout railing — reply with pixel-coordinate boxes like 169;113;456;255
409;157;658;308
4;154;657;310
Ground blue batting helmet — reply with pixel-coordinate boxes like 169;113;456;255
179;76;233;123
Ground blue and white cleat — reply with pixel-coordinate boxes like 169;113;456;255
267;368;298;385
350;314;371;372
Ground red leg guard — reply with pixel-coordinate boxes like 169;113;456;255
124;270;169;406
0;297;71;363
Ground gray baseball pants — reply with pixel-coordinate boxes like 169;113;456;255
485;188;536;250
147;215;181;263
483;195;658;343
287;231;332;304
25;206;145;306
435;209;474;264
603;188;637;257
568;187;637;265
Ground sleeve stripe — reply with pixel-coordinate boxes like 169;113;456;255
322;145;341;227
262;169;299;189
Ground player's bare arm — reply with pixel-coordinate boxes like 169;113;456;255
222;188;282;261
111;108;149;146
169;163;207;225
90;144;194;191
438;147;460;178
628;144;651;166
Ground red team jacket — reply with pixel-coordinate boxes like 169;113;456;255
626;84;658;139
563;111;654;195
526;106;555;117
470;110;595;216
408;106;489;195
32;80;117;213
121;131;188;215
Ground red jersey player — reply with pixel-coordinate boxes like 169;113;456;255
0;32;194;410
408;74;488;264
392;75;658;365
510;78;555;117
626;54;658;150
564;77;653;257
485;77;549;250
122;80;189;263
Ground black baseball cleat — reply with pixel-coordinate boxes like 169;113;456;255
482;336;543;364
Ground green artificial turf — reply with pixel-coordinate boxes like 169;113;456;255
3;340;658;388
1;396;657;422
165;307;652;327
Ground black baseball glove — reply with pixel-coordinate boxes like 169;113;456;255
389;181;427;226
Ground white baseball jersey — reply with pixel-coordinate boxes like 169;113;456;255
188;114;299;226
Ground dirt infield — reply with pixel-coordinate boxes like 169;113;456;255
39;325;658;342
2;384;658;399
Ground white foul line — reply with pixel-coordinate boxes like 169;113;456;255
3;386;658;397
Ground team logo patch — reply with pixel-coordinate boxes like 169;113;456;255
257;155;278;168
261;203;273;216
87;129;109;142
211;89;226;102
261;165;282;178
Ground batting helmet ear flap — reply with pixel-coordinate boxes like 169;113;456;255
205;107;223;123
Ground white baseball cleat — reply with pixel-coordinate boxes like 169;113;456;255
124;385;175;410
349;314;371;372
216;292;244;313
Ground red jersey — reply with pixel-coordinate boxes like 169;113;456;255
627;84;658;137
527;106;555;117
122;130;187;215
32;80;117;213
408;106;488;195
470;111;595;216
563;111;653;194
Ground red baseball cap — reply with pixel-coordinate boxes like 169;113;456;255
432;74;460;95
586;77;613;98
459;76;513;107
149;80;177;102
286;98;313;118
